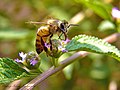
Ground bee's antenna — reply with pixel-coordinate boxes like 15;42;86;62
67;24;79;28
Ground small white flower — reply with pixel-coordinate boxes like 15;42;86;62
112;7;120;19
15;58;22;63
58;45;68;52
19;52;27;61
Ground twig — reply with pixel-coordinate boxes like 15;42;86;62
109;80;117;90
69;12;85;24
20;33;120;90
103;33;120;43
6;80;21;90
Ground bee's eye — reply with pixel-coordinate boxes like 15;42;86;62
60;23;65;30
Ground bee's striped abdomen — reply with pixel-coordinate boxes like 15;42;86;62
35;26;50;54
36;34;44;54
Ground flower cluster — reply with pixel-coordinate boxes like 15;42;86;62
58;38;70;52
45;38;70;58
15;51;40;69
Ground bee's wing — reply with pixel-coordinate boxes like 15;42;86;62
26;21;48;25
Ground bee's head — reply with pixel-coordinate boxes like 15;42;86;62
58;20;78;33
58;20;68;32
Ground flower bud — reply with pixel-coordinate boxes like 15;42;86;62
15;51;40;70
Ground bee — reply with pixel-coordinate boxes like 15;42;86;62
29;19;78;54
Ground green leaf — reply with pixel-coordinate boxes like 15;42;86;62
66;35;120;61
49;6;70;20
0;29;31;40
81;0;112;20
98;20;116;31
63;64;74;80
0;58;29;84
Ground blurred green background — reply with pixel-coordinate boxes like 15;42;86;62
0;0;120;90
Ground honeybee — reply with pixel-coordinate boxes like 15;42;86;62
29;19;78;54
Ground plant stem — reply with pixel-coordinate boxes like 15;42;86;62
51;57;59;67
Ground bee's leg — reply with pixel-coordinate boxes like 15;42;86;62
64;32;67;40
61;31;67;40
58;33;63;39
49;34;53;51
